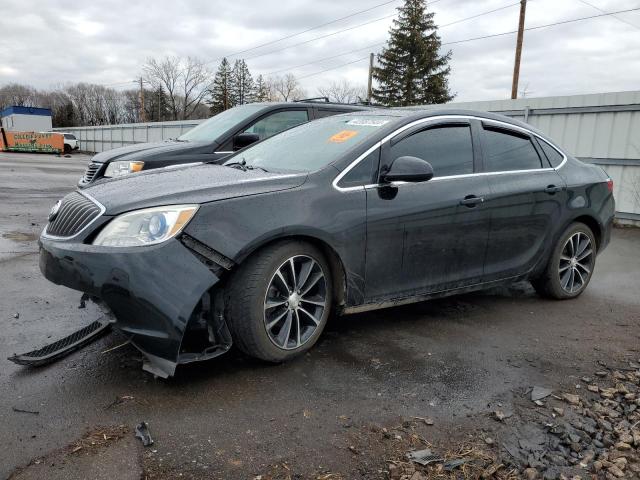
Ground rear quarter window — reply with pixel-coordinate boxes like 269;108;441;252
537;138;565;167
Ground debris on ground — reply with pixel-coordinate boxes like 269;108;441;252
12;407;39;415
494;361;640;478
134;421;154;447
406;448;444;466
104;395;136;410
13;312;19;319
530;386;553;402
68;425;128;455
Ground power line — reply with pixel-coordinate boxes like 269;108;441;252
267;1;520;77
242;13;398;63
295;6;640;80
218;0;402;61
576;0;640;30
440;1;520;27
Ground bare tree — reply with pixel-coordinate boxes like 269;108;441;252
317;79;367;104
269;74;306;102
143;56;212;120
181;57;211;119
0;83;37;109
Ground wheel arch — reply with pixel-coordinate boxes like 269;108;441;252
571;214;602;251
235;233;348;310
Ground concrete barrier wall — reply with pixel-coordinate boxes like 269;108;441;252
54;91;640;223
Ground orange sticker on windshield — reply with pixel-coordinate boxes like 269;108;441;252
328;130;358;143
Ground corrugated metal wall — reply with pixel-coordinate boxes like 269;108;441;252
54;90;640;223
56;119;203;153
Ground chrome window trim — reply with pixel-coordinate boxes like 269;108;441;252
332;114;568;193
41;190;106;240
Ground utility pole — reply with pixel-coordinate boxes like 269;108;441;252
511;0;527;100
139;77;146;122
367;53;374;104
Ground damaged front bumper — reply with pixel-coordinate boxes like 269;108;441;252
39;235;232;377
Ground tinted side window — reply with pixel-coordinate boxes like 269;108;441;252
482;127;542;172
337;149;379;188
389;125;473;177
316;109;342;119
538;138;564;167
244;110;309;140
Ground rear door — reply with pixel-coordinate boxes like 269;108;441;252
479;121;567;280
364;119;492;300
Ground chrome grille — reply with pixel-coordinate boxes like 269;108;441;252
45;192;102;238
80;161;102;184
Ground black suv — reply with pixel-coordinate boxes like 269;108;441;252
78;101;366;187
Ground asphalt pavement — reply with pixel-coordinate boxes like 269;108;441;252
1;151;639;479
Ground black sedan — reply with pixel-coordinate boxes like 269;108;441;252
78;101;364;188
39;109;615;377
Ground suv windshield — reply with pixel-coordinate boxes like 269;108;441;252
226;115;394;173
178;104;265;142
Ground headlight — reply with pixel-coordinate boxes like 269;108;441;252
103;160;144;178
93;205;198;246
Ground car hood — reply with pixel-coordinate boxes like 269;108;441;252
90;140;213;163
83;164;308;215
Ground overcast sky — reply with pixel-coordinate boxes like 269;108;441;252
1;0;639;102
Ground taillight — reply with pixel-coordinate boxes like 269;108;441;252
607;179;613;192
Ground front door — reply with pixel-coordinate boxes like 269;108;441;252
364;121;492;301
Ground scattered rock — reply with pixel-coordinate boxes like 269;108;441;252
494;410;512;422
523;467;538;479
562;393;581;405
531;386;553;402
13;313;19;319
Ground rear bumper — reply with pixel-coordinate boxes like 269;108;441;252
39;236;221;376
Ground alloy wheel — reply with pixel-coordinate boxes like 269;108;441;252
263;255;328;350
559;232;594;293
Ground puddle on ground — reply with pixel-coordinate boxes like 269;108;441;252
2;231;37;242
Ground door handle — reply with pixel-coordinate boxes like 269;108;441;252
460;195;484;207
544;185;562;194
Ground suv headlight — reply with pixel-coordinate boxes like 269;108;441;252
93;205;198;246
103;160;144;178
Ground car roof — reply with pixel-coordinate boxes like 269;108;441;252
333;107;552;140
246;101;368;112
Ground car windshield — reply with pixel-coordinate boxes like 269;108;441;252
225;114;394;173
178;104;265;142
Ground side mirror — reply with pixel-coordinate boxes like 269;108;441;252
382;156;434;183
233;132;260;150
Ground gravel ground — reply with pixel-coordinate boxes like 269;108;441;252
1;151;639;479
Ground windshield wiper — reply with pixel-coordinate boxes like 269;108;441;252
223;158;270;173
225;158;248;171
245;165;269;173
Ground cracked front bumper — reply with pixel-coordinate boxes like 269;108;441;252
39;236;221;376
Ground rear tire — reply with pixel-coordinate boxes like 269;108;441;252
226;240;332;362
532;222;597;299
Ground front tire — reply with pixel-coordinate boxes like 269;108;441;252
226;240;332;362
532;222;597;299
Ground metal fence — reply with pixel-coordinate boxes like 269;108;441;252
54;90;640;223
55;119;204;153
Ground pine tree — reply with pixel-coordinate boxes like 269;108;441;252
146;86;170;121
372;0;454;106
231;59;255;106
208;58;233;114
254;75;271;102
